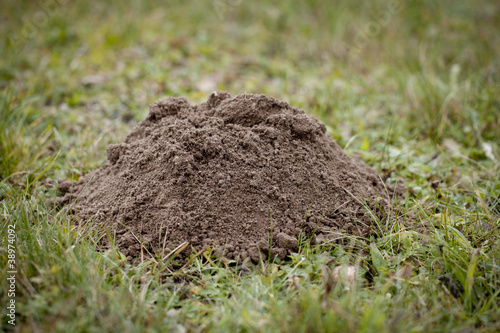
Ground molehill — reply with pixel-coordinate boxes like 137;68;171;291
55;92;393;262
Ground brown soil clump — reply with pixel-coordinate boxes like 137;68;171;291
55;92;391;262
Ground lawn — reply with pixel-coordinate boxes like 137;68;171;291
1;0;499;332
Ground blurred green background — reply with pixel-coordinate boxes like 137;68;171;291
2;0;499;178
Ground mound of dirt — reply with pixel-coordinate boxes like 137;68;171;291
55;92;392;262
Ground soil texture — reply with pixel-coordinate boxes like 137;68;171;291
55;92;393;262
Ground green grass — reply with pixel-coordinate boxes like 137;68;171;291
1;0;499;331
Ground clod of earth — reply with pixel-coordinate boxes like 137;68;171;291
54;92;395;262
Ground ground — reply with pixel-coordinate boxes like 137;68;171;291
1;0;499;332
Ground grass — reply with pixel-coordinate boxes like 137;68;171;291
1;0;499;331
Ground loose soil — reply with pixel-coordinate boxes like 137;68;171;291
55;92;393;262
